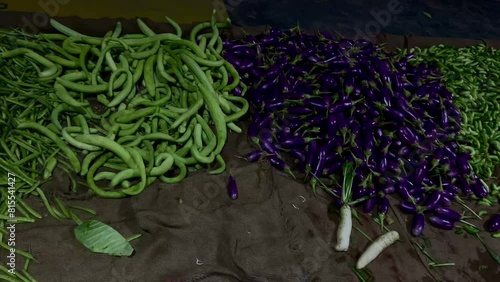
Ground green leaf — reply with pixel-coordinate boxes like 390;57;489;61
74;220;134;256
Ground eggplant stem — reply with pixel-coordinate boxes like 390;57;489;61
429;262;455;268
456;196;482;220
353;225;373;242
459;220;478;229
411;239;438;264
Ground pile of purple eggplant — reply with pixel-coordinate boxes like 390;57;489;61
221;27;497;235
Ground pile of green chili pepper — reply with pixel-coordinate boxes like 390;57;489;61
0;11;248;281
398;44;500;179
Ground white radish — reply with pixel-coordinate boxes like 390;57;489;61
356;230;400;269
335;204;352;252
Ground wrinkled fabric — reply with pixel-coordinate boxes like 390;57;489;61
5;129;499;282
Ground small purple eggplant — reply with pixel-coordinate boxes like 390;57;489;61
423;191;442;212
259;138;279;155
266;155;295;177
287;107;313;115
484;214;500;233
306;140;318;173
400;201;417;214
245;150;263;162
304;98;329;111
411;213;425;236
471;178;489;199
442;181;460;195
377;197;390;217
280;137;314;149
248;123;259;144
413;160;428;184
439;195;453;207
434;207;461;222
323;160;342;175
383;185;396;195
385;107;405;121
228;175;238;200
255;113;273;129
397;126;419;146
396;179;414;200
289;149;306;162
311;147;328;177
428;216;455;230
363;197;378;213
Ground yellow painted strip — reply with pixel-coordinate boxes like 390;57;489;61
4;0;226;23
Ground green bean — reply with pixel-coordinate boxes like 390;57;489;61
0;139;18;162
144;54;157;97
223;95;249;123
227;122;242;133
17;121;81;173
156;108;182;120
75;134;136;168
49;19;93;38
175;118;196;143
34;187;62;220
189;20;231;43
56;77;107;94
45;54;80;68
170;97;203;129
94;171;116;181
217;95;232;113
164;56;197;91
124;132;178;147
159;158;187;184
43;157;57;179
107;68;134;107
74;115;89;135
54;83;88;108
132;59;145;84
198;35;207;53
190;142;215;164
62;127;100;151
215;65;229;91
54;198;70;218
115;107;158;123
1;48;58;76
121;33;181;46
209;154;226;175
119;147;147;195
137;18;156;36
118;118;145;136
13;198;40;221
131;40;160;59
194;123;203;148
156;49;176;83
208;10;219;48
86;153;126;198
179;49;224;67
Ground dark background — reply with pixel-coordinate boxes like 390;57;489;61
224;0;500;39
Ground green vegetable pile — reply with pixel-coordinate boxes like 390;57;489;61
0;11;247;281
399;44;500;179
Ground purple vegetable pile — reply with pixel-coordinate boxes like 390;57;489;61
221;27;499;236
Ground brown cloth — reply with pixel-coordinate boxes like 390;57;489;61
4;129;498;282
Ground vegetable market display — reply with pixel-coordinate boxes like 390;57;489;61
222;27;500;268
0;12;248;281
398;45;500;179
